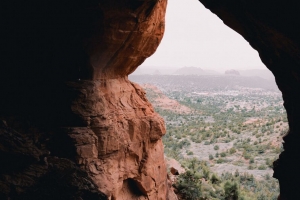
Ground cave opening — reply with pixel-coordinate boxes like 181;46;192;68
129;0;286;199
3;0;300;199
120;178;146;198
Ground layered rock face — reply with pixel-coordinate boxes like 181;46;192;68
198;0;300;199
1;0;170;199
66;78;167;199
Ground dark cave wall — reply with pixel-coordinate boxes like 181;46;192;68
198;0;300;199
2;0;300;199
1;0;166;120
1;0;170;199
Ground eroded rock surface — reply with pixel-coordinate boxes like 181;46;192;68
65;78;167;199
1;0;171;199
0;121;106;200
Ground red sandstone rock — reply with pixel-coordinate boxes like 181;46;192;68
166;158;185;176
1;0;172;199
85;0;167;79
67;78;168;199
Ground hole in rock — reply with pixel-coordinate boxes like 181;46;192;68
129;0;287;199
119;178;146;198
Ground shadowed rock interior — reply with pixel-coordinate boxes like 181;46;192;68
1;0;300;199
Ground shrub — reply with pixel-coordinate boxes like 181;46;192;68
273;147;282;154
257;193;269;200
202;168;210;180
265;158;274;168
258;147;265;154
243;152;250;160
220;152;226;157
248;165;255;170
224;138;231;143
224;181;239;200
175;170;202;200
234;169;239;177
211;174;220;184
214;145;219;150
258;164;267;170
181;139;191;147
229;147;236;154
194;138;202;143
209;154;214;160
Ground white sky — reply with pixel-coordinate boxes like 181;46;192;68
140;0;265;71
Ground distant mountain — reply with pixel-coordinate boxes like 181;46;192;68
238;69;274;80
225;69;240;75
129;74;279;92
131;67;275;80
130;66;178;75
173;67;220;75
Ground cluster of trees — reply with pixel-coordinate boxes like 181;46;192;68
143;85;286;199
174;158;279;200
160;93;286;170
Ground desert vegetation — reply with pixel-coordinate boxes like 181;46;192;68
130;74;285;199
174;158;278;200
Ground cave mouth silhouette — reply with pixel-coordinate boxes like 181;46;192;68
2;0;300;199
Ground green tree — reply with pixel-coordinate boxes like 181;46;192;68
175;170;202;200
211;173;220;184
224;181;239;200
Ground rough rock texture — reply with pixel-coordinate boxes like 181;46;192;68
198;0;300;199
65;78;168;199
3;0;300;199
0;120;107;200
87;1;167;79
1;0;171;199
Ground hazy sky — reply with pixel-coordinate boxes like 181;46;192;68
140;0;265;71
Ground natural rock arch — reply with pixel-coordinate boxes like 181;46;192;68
1;0;300;199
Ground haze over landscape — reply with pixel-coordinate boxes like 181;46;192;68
129;73;282;199
137;0;266;73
